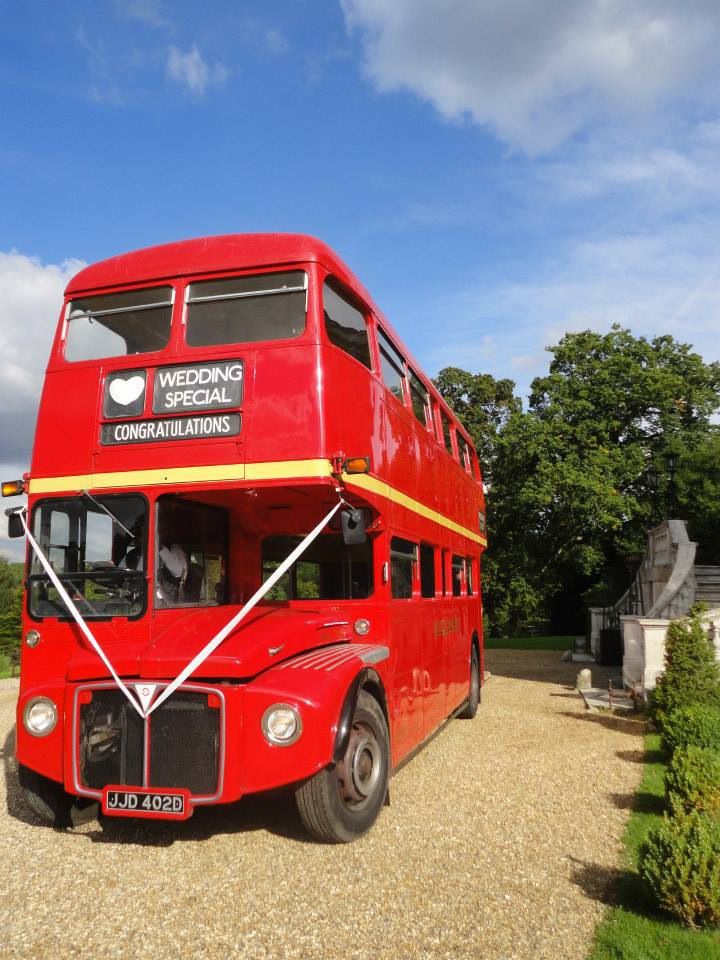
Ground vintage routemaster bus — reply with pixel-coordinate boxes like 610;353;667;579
3;234;486;842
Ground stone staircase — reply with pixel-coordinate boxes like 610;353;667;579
695;566;720;606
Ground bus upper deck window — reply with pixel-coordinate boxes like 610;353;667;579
323;279;372;369
65;287;173;362
377;328;405;403
186;271;307;347
457;435;472;474
441;411;454;457
408;368;431;428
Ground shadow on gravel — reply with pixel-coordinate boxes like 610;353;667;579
559;710;646;736
569;856;660;919
84;793;312;847
608;790;665;815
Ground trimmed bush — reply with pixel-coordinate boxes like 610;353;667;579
662;704;720;755
666;746;720;816
640;811;720;928
650;606;720;731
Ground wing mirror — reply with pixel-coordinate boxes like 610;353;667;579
6;508;24;539
341;508;368;545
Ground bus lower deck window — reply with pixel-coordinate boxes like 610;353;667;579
390;537;416;599
261;535;372;600
155;498;228;608
451;555;465;597
420;543;435;598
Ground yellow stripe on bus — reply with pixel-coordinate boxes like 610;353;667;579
342;473;487;546
27;459;486;547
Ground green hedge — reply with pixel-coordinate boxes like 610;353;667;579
640;811;720;928
666;746;720;816
662;705;720;756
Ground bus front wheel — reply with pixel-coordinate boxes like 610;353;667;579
18;764;75;827
295;690;389;843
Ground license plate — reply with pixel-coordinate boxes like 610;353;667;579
102;787;191;820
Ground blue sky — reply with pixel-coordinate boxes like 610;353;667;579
3;0;720;557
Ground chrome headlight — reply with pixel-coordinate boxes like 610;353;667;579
23;697;58;737
261;704;302;746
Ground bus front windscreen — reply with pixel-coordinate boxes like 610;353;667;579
28;495;147;619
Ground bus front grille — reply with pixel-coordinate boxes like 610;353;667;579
78;687;221;797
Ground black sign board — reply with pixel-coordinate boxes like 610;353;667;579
153;360;243;414
104;370;147;419
101;413;241;445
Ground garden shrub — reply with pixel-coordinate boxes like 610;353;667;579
650;605;720;731
666;746;720;816
662;704;720;755
640;811;720;928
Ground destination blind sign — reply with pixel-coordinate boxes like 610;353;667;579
100;360;243;445
153;360;243;413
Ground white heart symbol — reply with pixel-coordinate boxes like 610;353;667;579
109;375;145;406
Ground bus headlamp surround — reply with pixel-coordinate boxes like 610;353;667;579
261;704;302;746
23;697;58;737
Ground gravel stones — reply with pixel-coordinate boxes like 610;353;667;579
0;653;643;959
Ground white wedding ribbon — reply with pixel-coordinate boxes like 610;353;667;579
146;498;343;715
20;510;145;718
19;497;345;718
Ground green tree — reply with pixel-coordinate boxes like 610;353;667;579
433;368;521;484
0;556;22;670
437;326;720;635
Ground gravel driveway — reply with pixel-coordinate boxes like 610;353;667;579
0;653;644;960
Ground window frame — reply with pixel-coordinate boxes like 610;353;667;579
322;276;373;371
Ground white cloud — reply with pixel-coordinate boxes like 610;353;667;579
424;218;720;402
166;45;229;96
341;0;720;152
118;0;171;29
265;29;289;56
0;254;84;560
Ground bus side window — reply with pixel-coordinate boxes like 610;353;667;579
323;278;372;370
441;549;448;596
466;557;474;596
377;327;406;403
408;367;432;430
451;555;464;597
457;434;472;474
390;537;416;599
420;543;435;598
440;411;454;458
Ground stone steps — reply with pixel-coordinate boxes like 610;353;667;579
694;565;720;605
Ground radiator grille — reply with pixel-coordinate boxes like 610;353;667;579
80;690;144;789
150;693;220;795
78;688;221;796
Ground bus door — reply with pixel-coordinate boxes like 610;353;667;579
446;553;470;711
388;536;423;761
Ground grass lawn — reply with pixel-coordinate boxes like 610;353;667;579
485;635;574;651
588;733;720;959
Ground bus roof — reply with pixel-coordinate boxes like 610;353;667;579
65;233;365;297
64;232;475;451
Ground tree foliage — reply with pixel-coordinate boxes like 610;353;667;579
0;556;23;668
435;325;720;635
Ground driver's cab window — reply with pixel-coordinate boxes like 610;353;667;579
155;497;228;608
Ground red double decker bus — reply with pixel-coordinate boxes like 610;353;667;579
4;234;486;842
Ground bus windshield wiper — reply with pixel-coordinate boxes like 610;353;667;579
81;490;134;537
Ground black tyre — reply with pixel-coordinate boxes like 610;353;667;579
295;690;389;843
458;645;480;720
19;764;76;827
